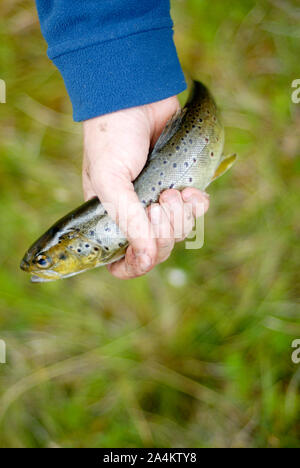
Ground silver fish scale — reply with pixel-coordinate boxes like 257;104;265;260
134;126;223;203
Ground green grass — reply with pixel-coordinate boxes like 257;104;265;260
0;0;299;448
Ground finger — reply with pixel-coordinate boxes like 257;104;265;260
148;204;175;264
107;244;152;279
180;189;210;243
108;203;174;279
174;201;195;243
159;189;185;241
91;168;157;273
176;189;210;242
107;190;210;279
181;188;210;218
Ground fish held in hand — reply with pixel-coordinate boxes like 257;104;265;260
20;82;236;282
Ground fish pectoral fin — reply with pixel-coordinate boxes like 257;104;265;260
211;153;237;182
148;108;188;162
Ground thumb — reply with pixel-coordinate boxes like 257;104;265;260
91;166;157;272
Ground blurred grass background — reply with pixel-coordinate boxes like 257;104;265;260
0;0;299;448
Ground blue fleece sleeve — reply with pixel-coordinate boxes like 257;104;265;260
35;0;186;122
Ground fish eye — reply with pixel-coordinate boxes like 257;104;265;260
36;254;52;268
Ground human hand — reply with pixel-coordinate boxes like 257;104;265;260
82;97;209;279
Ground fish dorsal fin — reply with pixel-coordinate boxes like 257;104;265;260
148;108;187;162
211;153;237;182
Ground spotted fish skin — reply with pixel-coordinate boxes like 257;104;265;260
21;82;227;282
134;81;224;202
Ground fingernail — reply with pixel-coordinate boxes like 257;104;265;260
139;254;152;272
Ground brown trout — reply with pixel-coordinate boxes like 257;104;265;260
20;82;236;282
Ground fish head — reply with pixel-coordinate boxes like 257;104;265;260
20;228;104;282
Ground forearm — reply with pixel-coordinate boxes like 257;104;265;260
35;0;186;121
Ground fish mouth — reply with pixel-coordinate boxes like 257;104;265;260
31;274;58;283
30;269;62;283
30;268;89;283
20;258;30;271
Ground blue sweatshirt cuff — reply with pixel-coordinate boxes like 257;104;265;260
51;27;186;122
